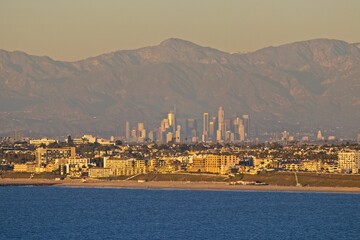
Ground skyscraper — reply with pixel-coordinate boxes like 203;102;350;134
202;112;209;141
242;115;250;139
238;121;245;141
175;125;181;143
161;118;170;132
317;130;323;141
125;121;130;141
137;122;146;142
203;112;209;134
218;107;224;140
168;111;175;133
186;118;197;141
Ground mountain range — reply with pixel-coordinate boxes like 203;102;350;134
0;38;359;138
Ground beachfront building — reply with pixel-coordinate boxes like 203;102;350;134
35;147;76;167
104;157;147;176
88;167;112;178
190;154;239;174
13;162;36;173
338;151;360;174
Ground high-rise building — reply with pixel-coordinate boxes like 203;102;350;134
166;132;173;143
216;130;222;142
175;125;181;143
125;121;130;141
185;118;197;141
225;119;231;132
202;112;209;142
203;112;209;134
218;107;225;140
161;118;170;132
209;121;215;139
131;129;137;142
137;122;146;142
238;121;245;142
148;131;154;142
317;130;323;141
242;115;250;139
168;111;176;133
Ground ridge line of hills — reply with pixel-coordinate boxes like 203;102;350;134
0;38;359;138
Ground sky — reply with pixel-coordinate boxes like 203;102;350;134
1;0;360;61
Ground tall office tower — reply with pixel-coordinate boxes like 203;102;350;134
317;130;323;141
202;112;209;142
161;118;170;132
168;111;176;133
233;116;241;133
216;130;222;142
155;128;164;143
238;121;245;141
203;112;209;134
230;132;235;142
166;132;173;143
125;121;130;141
212;117;218;133
137;122;144;132
186;118;197;141
131;129;137;142
137;122;146;142
225;131;231;142
218;107;225;139
242;115;250;139
175;125;181;143
209;121;215;139
148;131;154;142
224;119;231;132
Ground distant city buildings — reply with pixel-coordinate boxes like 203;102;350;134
3;136;360;179
122;107;252;144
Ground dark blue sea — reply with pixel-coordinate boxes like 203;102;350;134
0;187;359;239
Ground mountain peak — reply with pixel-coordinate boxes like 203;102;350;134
160;38;197;46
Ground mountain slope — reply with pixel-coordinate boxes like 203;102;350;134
0;38;359;137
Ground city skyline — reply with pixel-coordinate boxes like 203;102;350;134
1;1;360;239
0;2;359;139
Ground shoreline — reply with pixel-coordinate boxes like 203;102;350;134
1;178;360;194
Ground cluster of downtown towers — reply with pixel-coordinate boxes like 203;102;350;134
124;107;250;143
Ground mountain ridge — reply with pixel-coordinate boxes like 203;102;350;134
0;38;359;138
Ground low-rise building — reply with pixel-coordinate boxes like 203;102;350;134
338;151;360;174
88;167;112;178
13;162;36;173
300;160;322;172
104;157;146;176
29;138;56;146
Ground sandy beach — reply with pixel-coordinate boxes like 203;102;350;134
1;178;360;193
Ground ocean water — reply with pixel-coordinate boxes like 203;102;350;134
0;187;359;240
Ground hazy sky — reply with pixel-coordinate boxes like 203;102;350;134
1;0;359;61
